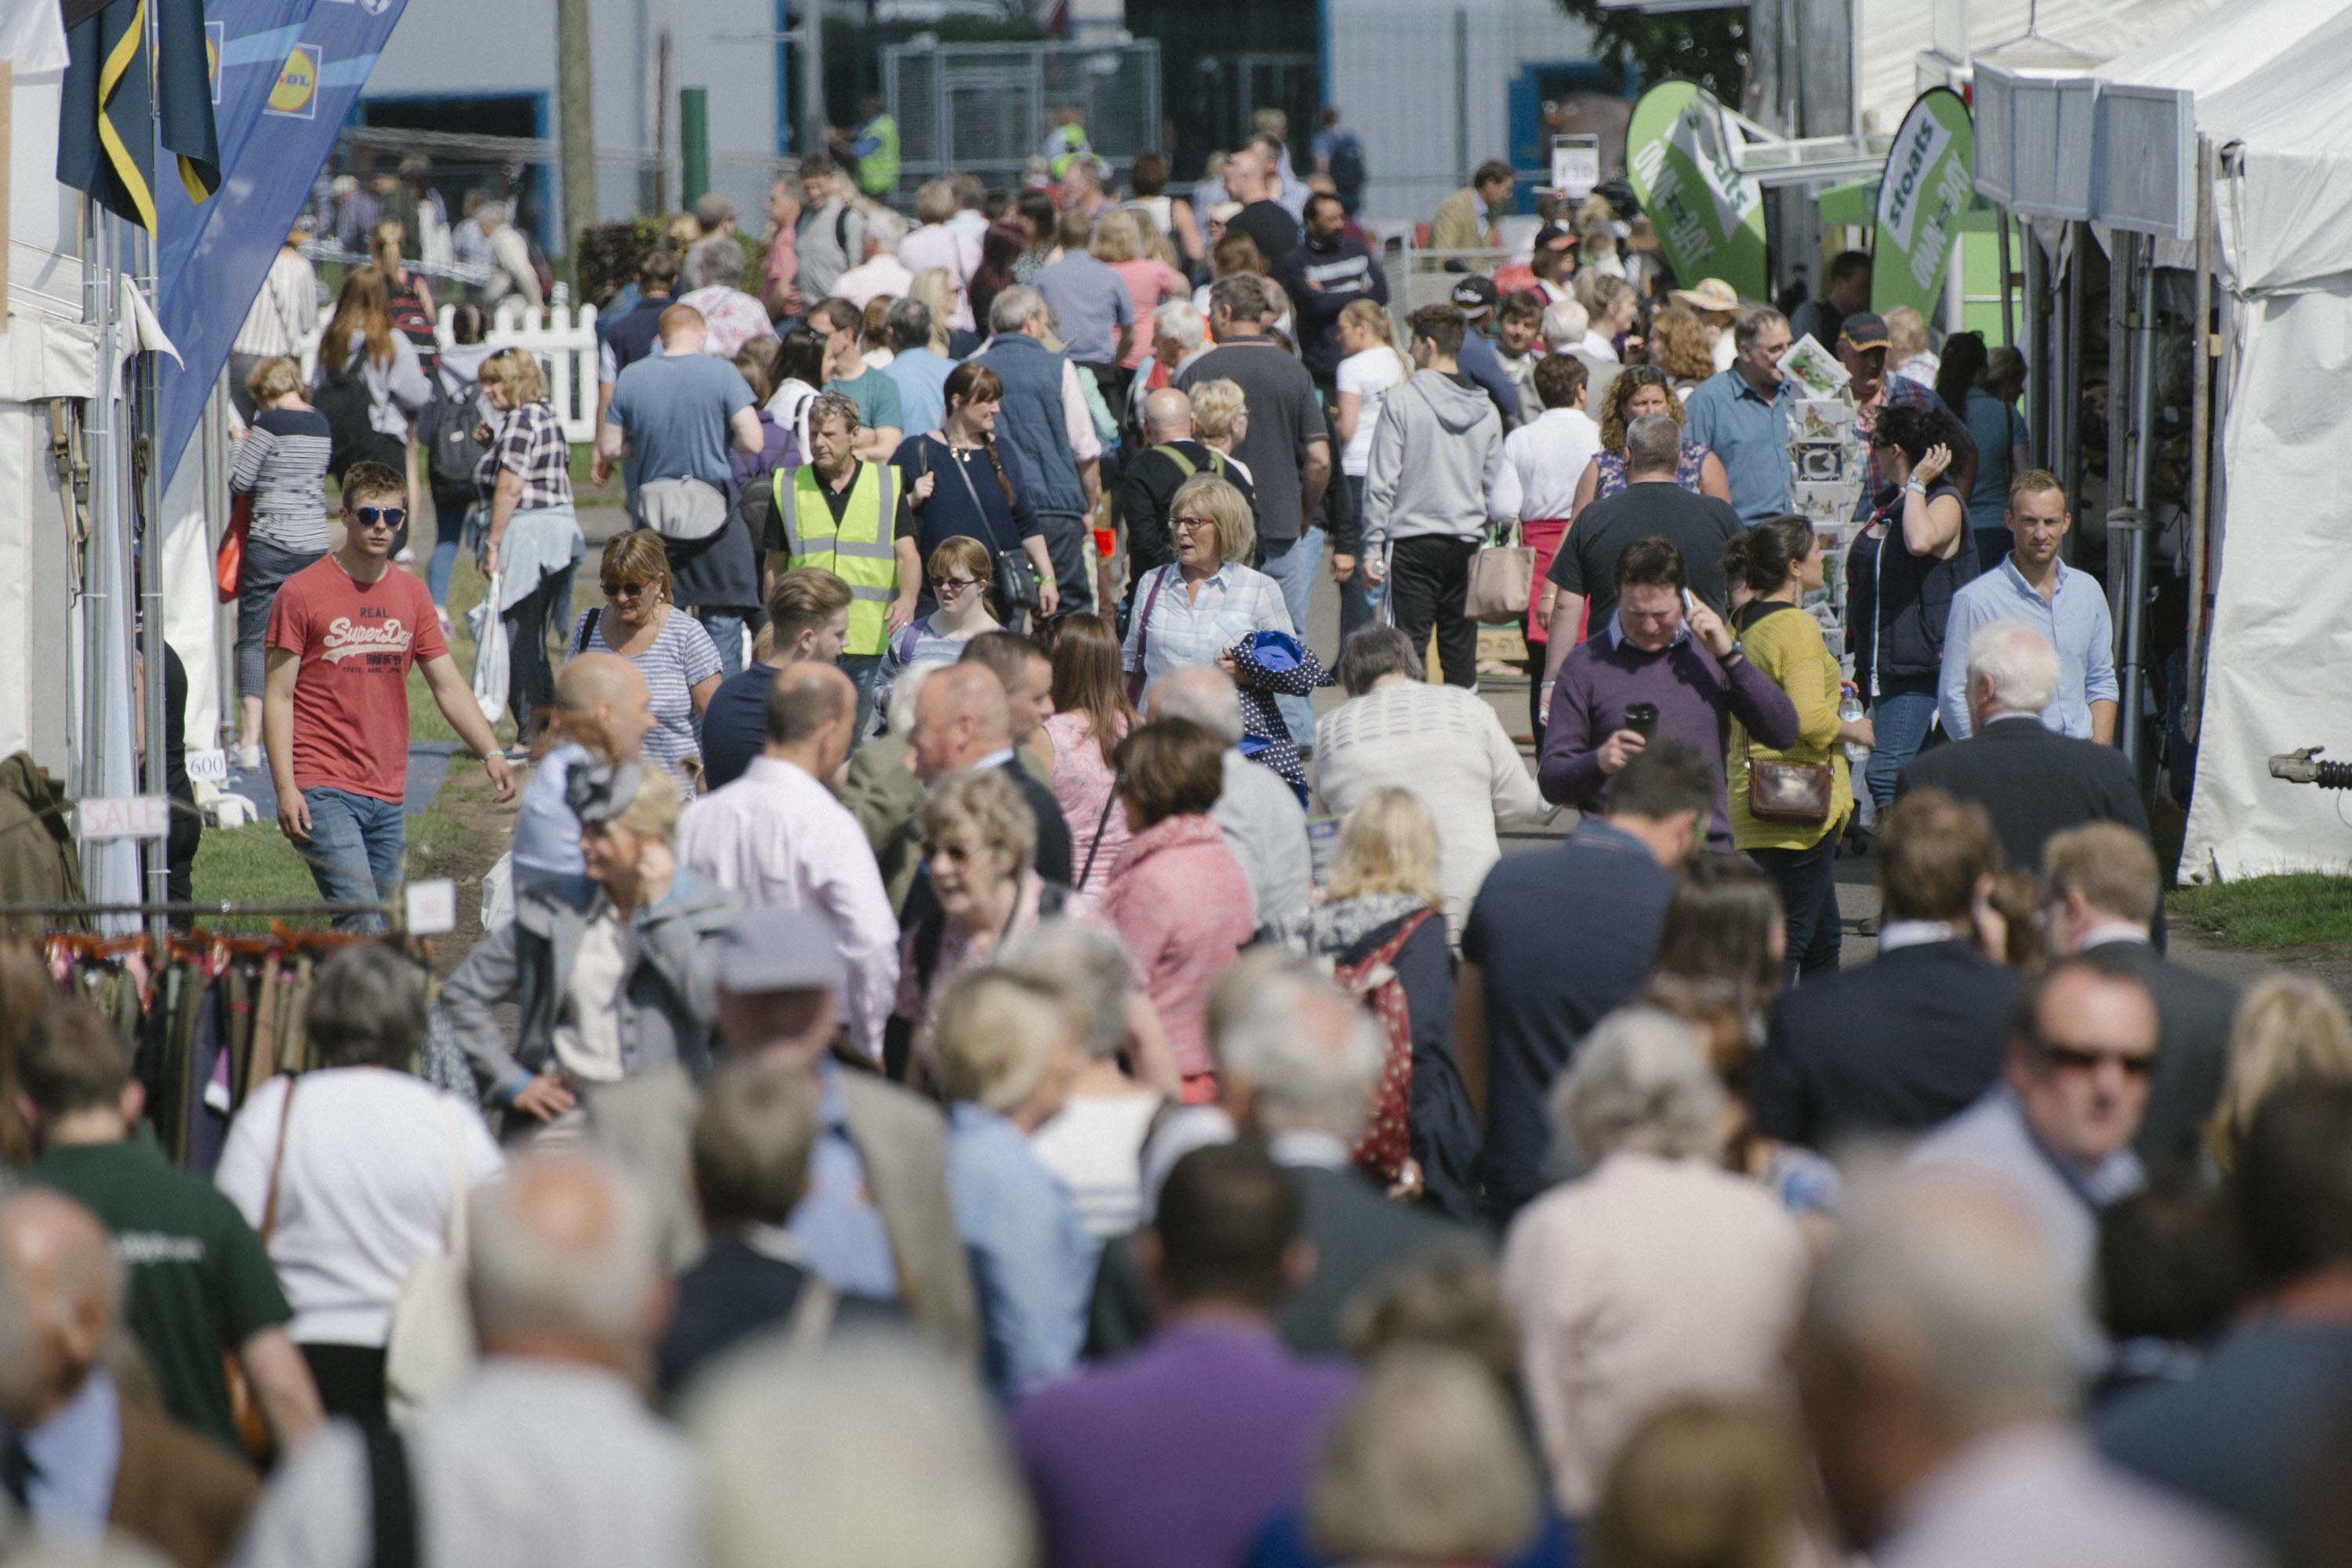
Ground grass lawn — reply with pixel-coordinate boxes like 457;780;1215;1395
2169;873;2352;949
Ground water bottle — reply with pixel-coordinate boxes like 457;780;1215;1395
1839;689;1870;764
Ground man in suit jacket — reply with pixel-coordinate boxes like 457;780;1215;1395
907;662;1073;884
0;1189;256;1568
1756;788;2023;1152
592;907;978;1364
1897;619;2149;874
2043;823;2238;1174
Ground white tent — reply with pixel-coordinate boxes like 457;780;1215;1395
2095;2;2352;879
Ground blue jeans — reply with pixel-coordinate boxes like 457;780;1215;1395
695;608;752;680
1258;524;1325;750
300;787;404;931
1866;683;1940;808
840;653;886;750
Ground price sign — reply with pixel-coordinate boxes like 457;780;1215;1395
79;797;172;841
1551;135;1600;201
405;877;457;935
187;748;229;786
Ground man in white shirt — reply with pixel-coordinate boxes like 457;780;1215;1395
829;208;915;313
898;180;982;330
945;173;990;245
1495;353;1599;526
675;663;898;1065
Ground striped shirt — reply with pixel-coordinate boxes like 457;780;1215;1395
230;249;319;358
228;408;334;551
474;399;574;514
570;605;724;787
1120;561;1294;682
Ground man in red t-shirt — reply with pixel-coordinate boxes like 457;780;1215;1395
263;461;515;927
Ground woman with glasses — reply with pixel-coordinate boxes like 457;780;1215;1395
1120;474;1294;694
474;348;586;756
879;538;1001;700
1040;614;1136;895
569;531;725;789
895;361;1057;625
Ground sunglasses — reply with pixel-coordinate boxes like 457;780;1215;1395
349;506;407;530
2034;1040;2154;1078
601;579;652;599
930;575;982;593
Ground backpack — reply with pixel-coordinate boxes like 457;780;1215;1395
1330;907;1435;1184
1328;131;1367;200
1150;442;1226;482
311;350;376;482
419;367;492;496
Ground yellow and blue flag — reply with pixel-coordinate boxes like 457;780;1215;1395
58;0;221;234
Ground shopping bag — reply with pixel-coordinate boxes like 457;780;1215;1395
468;574;510;728
215;492;252;603
1464;523;1536;624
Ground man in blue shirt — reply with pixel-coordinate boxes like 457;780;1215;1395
1937;468;2118;742
1445;274;1523;427
594;303;764;511
877;297;954;438
1682;307;1797;526
1034;206;1134;391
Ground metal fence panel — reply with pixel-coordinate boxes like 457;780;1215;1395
886;39;1161;199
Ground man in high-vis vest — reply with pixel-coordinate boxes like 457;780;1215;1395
763;392;924;741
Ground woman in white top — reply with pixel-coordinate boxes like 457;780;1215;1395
763;324;829;466
1333;300;1410;485
1312;626;1556;942
216;947;505;1427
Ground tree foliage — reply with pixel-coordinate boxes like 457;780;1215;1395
1555;2;1748;104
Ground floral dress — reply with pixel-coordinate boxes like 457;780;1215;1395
1592;436;1711;501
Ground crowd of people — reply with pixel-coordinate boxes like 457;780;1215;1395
38;104;2343;1568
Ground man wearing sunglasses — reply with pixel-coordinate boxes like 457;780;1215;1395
263;461;516;927
1909;954;2159;1293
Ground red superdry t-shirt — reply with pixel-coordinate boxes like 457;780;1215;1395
265;555;448;800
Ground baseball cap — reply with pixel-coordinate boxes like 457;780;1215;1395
1838;312;1891;353
1534;221;1577;252
716;906;848;996
1450;274;1500;316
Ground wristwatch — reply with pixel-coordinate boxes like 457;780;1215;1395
1904;476;1928;495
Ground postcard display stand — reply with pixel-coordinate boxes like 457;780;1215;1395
1776;335;1861;673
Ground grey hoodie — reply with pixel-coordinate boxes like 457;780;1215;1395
1360;368;1509;550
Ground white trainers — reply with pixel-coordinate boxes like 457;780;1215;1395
235;742;262;772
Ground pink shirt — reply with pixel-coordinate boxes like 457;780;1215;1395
1044;710;1131;893
1099;813;1254;1078
1111;259;1189;369
1501;1151;1809;1513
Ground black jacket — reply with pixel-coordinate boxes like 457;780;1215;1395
2080;938;2237;1174
1755;938;2024;1151
1896;717;2151;874
1116;441;1255;579
1276;234;1388;383
1332;909;1479;1224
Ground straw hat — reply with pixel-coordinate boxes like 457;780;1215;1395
1669;278;1742;316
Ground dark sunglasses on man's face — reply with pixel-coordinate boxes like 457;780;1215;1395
349;506;407;530
2034;1040;2154;1077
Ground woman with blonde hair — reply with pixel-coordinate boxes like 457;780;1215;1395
1588;1399;1809;1568
440;759;737;1132
369;217;438;375
568;529;725;787
894;768;1062;1054
1120;473;1291;690
1648;307;1717;394
313;263;430;495
2207;975;2352;1172
931;967;1091;1396
1269;787;1479;1218
227;353;335;766
1094;209;1189;383
1568;365;1730;515
880;536;1001;691
475;347;587;753
905;267;968;355
1185;379;1257;485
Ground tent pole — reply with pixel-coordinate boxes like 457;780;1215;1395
2057;228;2080;560
1998;209;2016;349
2117;231;2158;770
2020;222;2044;466
81;203;115;811
2105;230;2130;630
2182;137;2216;754
136;229;169;940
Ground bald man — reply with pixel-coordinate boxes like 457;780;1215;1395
0;1189;258;1567
906;662;1073;884
1118;386;1257;577
512;652;657;901
676;663;900;1065
234;1151;700;1568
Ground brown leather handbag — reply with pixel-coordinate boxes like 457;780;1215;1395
1743;728;1834;824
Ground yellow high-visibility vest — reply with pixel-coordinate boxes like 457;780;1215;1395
773;460;901;655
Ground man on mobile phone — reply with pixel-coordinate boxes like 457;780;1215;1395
263;461;516;928
1537;535;1798;850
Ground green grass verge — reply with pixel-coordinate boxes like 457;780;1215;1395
2168;873;2352;949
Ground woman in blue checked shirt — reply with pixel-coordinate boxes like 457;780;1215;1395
1120;474;1294;695
476;349;587;755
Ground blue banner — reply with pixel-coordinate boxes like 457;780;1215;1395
158;0;408;494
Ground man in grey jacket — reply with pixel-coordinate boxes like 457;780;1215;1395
585;905;981;1365
1361;304;1512;690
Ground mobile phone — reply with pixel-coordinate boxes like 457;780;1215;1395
1624;702;1659;741
1682;588;1697;614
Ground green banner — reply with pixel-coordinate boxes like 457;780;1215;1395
1872;89;1975;319
1625;80;1768;301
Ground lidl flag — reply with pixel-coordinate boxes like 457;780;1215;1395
156;0;410;494
57;0;222;234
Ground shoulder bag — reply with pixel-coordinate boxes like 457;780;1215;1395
1123;566;1173;706
1463;517;1535;624
228;1075;297;1459
384;1102;481;1425
1734;603;1833;825
933;439;1039;616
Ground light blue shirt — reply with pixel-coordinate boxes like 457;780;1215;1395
946;1102;1094;1398
510;742;590;890
1937;554;2118;740
787;1056;900;1301
1681;365;1795;526
880;346;955;438
18;1367;120;1547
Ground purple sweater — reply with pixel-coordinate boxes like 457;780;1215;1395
1541;626;1802;849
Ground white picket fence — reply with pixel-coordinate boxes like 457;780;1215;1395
295;299;605;445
